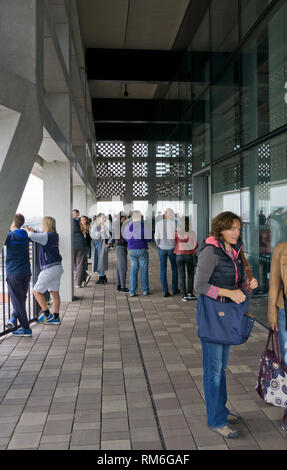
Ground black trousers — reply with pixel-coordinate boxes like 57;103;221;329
6;273;31;329
175;254;195;297
74;248;86;286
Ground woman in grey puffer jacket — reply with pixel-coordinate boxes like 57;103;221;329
90;214;112;284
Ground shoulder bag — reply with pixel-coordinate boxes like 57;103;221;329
196;250;255;345
256;329;287;407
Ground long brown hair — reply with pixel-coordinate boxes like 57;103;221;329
210;211;242;240
80;216;90;235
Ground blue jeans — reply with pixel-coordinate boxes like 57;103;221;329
278;308;287;366
129;249;149;294
158;248;178;293
201;339;231;428
95;240;105;276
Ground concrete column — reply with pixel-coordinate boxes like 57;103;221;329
73;185;87;216
87;194;97;218
192;173;210;247
148;143;157;237
124;142;133;204
43;161;73;302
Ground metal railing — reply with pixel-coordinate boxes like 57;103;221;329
0;242;42;337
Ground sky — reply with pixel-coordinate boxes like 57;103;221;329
17;174;43;218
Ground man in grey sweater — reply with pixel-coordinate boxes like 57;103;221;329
155;208;179;297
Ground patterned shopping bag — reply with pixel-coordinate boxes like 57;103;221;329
256;329;287;407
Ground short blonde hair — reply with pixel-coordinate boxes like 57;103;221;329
165;208;175;219
132;210;142;221
42;216;56;232
97;214;106;224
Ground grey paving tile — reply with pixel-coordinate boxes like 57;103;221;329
70;430;100;446
165;435;197;450
40;434;71;444
49;402;76;414
132;441;163;450
23;405;51;413
0;423;17;438
0;405;24;417
158;414;188;430
130;427;160;443
43;420;73;436
18;412;48;426
102;418;129;433
8;432;42;450
14;424;45;434
70;445;100;450
129;418;157;429
101;440;131;450
73;422;100;431
39;442;70;450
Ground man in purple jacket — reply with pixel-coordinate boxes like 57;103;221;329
123;211;152;297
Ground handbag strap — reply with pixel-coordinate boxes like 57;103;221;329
266;329;282;363
240;251;253;281
281;286;287;330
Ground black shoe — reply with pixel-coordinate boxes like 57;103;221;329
187;293;197;300
181;296;189;302
172;290;180;295
163;292;171;297
119;288;129;293
103;275;107;283
96;277;105;284
117;285;121;291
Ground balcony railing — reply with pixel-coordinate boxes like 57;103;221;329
0;242;42;337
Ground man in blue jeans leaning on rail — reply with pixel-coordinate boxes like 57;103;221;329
4;213;32;337
155;208;179;297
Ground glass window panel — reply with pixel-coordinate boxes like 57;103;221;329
241;0;287;144
211;55;240;159
240;0;271;39
211;155;241;218
241;37;259;145
241;132;287;297
211;0;238;78
192;90;211;171
268;2;287;131
190;9;210;83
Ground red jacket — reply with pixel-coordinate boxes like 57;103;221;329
174;230;198;255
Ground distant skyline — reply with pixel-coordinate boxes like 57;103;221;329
17;174;43;218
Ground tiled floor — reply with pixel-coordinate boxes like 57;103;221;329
0;248;286;450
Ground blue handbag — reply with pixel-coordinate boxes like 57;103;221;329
196;293;255;345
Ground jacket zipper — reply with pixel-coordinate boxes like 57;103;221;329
219;241;243;298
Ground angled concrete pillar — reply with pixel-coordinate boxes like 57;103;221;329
43;161;73;302
0;78;43;248
0;0;43;247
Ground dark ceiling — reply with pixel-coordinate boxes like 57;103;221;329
77;0;211;141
